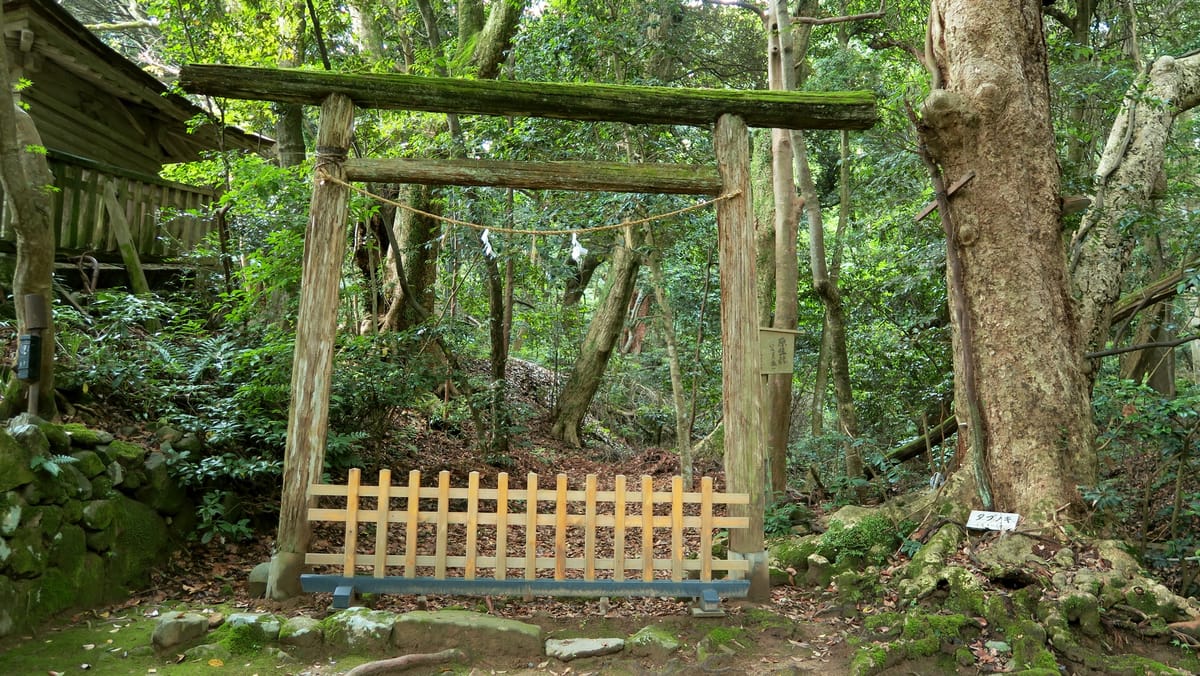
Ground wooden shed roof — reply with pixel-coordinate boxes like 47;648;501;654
2;0;269;173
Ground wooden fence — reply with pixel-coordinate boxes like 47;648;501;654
0;150;215;262
305;469;750;589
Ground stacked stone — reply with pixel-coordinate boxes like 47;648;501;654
0;414;187;637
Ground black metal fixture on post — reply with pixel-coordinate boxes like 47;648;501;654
17;294;48;417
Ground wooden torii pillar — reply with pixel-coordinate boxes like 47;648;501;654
179;65;875;602
267;94;355;599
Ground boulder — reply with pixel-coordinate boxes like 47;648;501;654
4;527;47;578
48;524;86;569
33;419;70;453
1;497;22;536
104;495;170;589
152;612;210;653
0;575;15;638
70;451;107;478
247;561;271;598
627;624;681;658
279;616;324;650
7;421;49;458
155;425;184;445
322;608;397;653
226;612;283;641
102;440;146;469
136;453;187;515
60;464;93;501
183;643;232;663
61;424;113;448
175;433;204;455
82;499;118;531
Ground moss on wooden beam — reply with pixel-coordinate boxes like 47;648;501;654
179;64;876;131
344;158;723;195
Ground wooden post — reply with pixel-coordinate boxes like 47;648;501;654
714;114;768;601
267;93;355;601
101;179;151;296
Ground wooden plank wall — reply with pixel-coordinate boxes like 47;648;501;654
0;153;216;262
306;469;751;583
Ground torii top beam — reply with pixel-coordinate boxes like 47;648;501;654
179;65;876;131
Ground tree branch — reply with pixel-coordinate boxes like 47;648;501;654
700;0;765;21
84;20;155;31
794;0;886;25
1085;336;1200;360
1042;6;1074;29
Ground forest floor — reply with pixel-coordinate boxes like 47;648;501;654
3;360;1199;674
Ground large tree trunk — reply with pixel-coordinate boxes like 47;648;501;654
471;0;526;79
551;235;640;447
921;0;1095;517
1071;51;1200;370
382;184;442;332
0;100;57;419
274;0;307;166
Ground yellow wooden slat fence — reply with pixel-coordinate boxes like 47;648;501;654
302;469;751;607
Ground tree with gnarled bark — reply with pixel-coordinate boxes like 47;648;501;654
919;0;1095;517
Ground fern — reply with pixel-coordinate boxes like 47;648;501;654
29;454;79;477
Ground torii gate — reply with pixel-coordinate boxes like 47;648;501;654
180;65;875;602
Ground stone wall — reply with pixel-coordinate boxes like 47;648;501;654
0;413;189;637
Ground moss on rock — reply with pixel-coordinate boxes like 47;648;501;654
104;495;170;588
102;440;146;468
0;432;36;493
61;424;113;448
70;451;107;478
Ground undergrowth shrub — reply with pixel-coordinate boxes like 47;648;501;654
1084;376;1200;595
54;287;436;541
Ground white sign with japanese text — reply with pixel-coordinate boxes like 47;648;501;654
966;510;1020;531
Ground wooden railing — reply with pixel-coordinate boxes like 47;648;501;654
304;469;750;598
0;150;215;262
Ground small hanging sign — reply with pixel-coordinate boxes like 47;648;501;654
759;328;800;375
966;510;1020;531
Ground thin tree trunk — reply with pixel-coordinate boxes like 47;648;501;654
484;250;510;457
562;252;604;307
551;234;641;447
773;0;865;497
645;228;695;486
764;0;801;499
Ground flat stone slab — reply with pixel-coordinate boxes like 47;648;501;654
392;610;543;658
546;637;625;661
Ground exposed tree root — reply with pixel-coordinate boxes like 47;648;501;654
772;495;1200;675
343;648;465;676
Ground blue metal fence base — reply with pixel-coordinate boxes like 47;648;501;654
302;574;751;610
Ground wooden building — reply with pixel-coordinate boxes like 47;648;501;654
0;0;268;274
